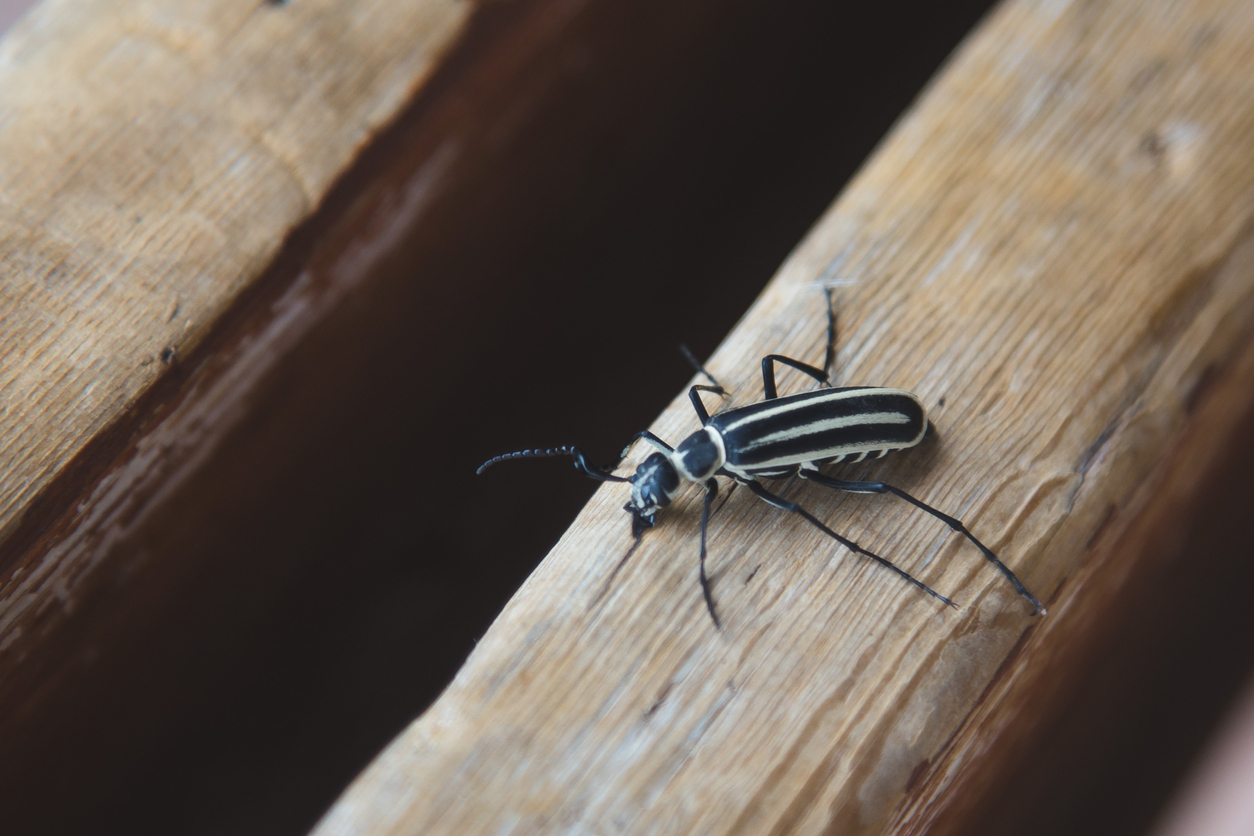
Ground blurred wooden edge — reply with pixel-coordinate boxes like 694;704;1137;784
0;0;741;822
313;1;1254;834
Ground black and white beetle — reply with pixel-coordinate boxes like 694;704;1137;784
478;292;1046;627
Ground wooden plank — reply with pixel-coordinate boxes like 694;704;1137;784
0;0;780;828
0;3;485;825
0;0;466;638
315;0;1254;833
0;0;465;543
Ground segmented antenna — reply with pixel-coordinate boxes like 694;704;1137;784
477;446;628;482
476;447;577;474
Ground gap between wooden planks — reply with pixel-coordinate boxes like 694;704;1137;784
316;0;1254;833
0;0;755;827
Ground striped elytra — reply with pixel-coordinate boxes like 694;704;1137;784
711;387;926;476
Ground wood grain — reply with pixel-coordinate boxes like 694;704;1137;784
315;0;1254;833
0;0;467;627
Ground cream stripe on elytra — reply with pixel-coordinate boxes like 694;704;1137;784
739;410;911;451
717;387;897;432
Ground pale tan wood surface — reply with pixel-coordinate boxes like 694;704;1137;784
315;0;1254;833
0;0;467;534
0;0;467;641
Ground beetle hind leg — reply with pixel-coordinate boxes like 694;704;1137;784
738;478;956;609
797;471;1046;615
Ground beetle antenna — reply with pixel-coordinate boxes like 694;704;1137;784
477;446;629;482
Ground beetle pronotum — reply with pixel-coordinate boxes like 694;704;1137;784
478;291;1046;627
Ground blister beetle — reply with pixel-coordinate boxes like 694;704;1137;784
478;292;1046;627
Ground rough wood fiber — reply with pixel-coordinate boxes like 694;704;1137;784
315;0;1254;833
0;0;468;642
0;0;485;810
0;0;466;541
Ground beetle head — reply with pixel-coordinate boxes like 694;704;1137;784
624;452;680;531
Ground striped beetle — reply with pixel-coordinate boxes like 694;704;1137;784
478;292;1046;627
